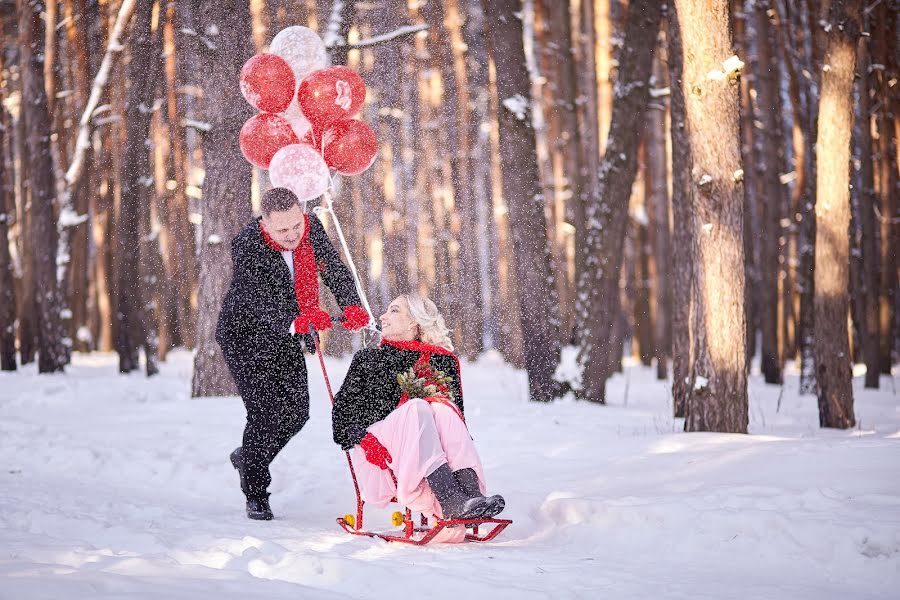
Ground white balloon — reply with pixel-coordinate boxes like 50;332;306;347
269;144;330;202
280;101;313;142
269;26;329;82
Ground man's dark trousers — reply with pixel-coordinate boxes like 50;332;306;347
223;339;309;500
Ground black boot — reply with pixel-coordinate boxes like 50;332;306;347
246;494;274;520
427;464;494;520
230;447;250;496
453;467;506;519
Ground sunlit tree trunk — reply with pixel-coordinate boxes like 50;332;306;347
578;0;663;403
814;0;860;429
674;0;748;433
191;0;255;397
482;0;560;401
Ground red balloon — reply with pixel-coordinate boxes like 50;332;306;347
239;113;299;169
297;66;366;130
240;53;296;113
323;119;378;175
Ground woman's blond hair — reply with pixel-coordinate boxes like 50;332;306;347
402;294;454;352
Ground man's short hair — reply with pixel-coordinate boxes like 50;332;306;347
261;187;300;215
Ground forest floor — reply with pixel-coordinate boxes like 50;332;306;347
1;348;898;599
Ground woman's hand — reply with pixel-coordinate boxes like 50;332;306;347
359;433;392;470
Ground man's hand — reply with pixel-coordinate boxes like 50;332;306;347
294;309;333;334
359;433;392;470
342;305;370;331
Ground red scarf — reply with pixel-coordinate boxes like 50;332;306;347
259;217;320;318
381;338;465;420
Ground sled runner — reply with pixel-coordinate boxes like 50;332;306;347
310;321;512;545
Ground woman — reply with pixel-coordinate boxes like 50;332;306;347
332;294;505;522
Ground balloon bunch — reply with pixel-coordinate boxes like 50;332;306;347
238;26;378;201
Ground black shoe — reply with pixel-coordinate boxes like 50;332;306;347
230;447;249;496
246;495;273;520
453;467;506;519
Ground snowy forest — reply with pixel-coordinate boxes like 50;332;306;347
3;0;897;432
2;0;900;597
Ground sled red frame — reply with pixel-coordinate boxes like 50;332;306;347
311;323;512;544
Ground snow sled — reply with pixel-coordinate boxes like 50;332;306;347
310;323;512;545
333;461;512;545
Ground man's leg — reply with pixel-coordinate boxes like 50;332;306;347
224;351;280;501
271;356;311;457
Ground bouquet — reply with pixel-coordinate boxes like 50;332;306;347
396;359;454;401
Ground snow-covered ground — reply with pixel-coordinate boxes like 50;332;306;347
1;349;898;599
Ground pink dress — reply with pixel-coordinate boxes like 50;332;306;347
351;397;488;520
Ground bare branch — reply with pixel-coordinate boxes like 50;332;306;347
64;0;137;187
332;23;430;50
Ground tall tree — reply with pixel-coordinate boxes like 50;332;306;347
481;0;560;402
116;0;163;374
668;11;694;418
854;25;880;389
674;0;748;433
191;0;255;397
814;0;860;429
0;60;15;370
752;1;786;384
19;0;67;372
646;52;671;381
578;0;663;403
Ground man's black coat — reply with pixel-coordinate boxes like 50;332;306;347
216;215;360;356
215;215;360;500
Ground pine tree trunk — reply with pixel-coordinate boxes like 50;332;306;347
646;54;671;380
482;0;560;402
191;0;255;397
116;0;162;374
370;0;410;303
0;72;16;371
463;0;495;353
420;1;460;339
855;30;880;389
795;0;823;395
872;1;898;374
753;1;786;384
814;0;860;429
572;0;600;349
668;11;693;418
578;0;663;403
446;0;484;359
61;0;94;354
737;0;760;371
19;0;67;373
163;0;198;350
674;0;749;433
13;84;36;365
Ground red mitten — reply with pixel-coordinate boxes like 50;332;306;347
359;433;392;470
294;309;333;334
342;305;370;331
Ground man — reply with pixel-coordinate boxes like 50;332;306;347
216;187;370;520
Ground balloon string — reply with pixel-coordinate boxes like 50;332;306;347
314;186;380;346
